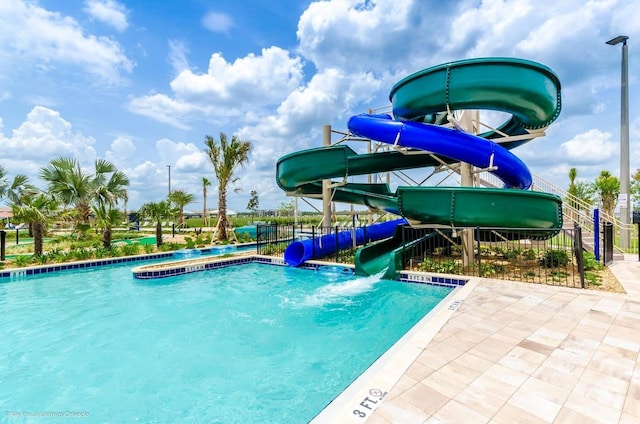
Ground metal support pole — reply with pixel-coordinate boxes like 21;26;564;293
322;125;332;228
460;111;477;267
607;35;630;248
0;230;5;261
594;208;600;262
166;164;171;196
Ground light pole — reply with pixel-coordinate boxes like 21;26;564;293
166;164;171;196
606;35;630;249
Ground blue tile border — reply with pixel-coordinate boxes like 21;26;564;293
132;254;286;279
132;256;467;291
0;252;175;280
398;271;468;287
0;243;259;280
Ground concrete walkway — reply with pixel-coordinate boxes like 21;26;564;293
321;259;640;423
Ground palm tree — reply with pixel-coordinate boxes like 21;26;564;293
138;200;174;247
593;170;620;218
11;192;59;256
567;168;589;221
93;203;122;248
202;177;211;227
92;159;130;208
122;190;129;223
204;133;251;241
168;189;195;226
0;165;35;206
40;157;129;239
40;157;92;224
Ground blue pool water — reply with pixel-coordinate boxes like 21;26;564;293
0;260;452;423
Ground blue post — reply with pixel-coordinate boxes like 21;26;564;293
594;208;600;262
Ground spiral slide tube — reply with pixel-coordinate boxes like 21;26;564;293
283;219;405;266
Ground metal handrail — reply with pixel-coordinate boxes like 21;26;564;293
477;170;637;253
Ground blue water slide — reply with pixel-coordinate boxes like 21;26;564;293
347;114;532;190
284;219;406;266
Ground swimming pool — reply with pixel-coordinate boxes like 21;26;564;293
0;259;452;422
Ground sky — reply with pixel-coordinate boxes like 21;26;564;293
0;0;638;214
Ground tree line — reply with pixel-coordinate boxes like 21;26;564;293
0;132;251;256
567;167;640;219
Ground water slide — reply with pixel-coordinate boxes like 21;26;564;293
283;218;405;266
277;58;563;272
354;227;441;279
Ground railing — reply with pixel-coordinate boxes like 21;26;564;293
478;170;638;255
400;225;586;288
256;224;369;263
257;223;589;288
256;223;298;256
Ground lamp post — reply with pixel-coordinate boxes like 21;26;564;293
166;164;171;196
606;35;630;249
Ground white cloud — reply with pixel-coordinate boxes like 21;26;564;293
105;135;136;166
0;0;133;85
84;0;129;32
7;106;97;161
202;11;234;34
156;138;208;172
168;40;190;74
297;0;414;72
172;47;303;105
128;47;304;128
558;129;617;164
126;93;202;130
0;106;98;188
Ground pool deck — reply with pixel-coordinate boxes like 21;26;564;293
317;256;640;423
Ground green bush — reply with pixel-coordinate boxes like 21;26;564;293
585;271;602;286
417;258;459;274
540;249;570;268
479;262;506;276
493;247;521;260
13;255;32;267
184;237;196;249
121;244;141;256
582;251;603;271
521;249;538;261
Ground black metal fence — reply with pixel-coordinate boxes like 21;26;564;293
400;225;585;288
256;224;366;262
257;223;587;288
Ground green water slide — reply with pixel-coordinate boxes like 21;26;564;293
276;58;563;274
354;227;440;279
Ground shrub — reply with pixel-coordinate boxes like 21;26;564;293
493;247;521;260
121;244;141;256
184;237;196;249
540;249;570;268
479;262;506;276
521;249;538;261
585;271;602;286
417;258;459;274
13;255;32;267
582;251;603;271
94;247;109;259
